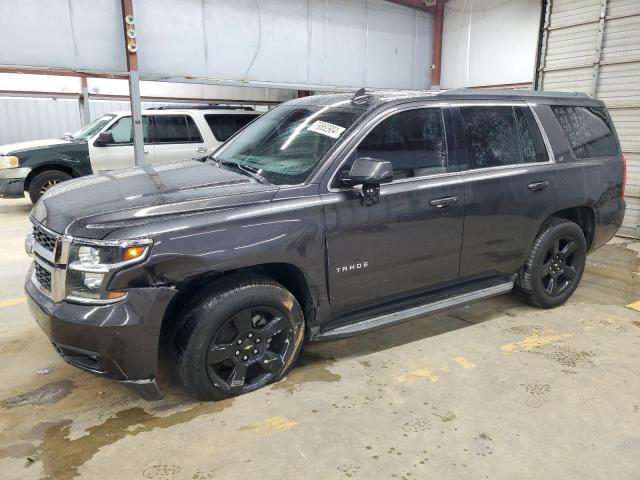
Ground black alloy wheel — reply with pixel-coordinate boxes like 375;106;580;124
206;306;294;394
539;235;582;297
174;276;305;400
517;218;587;309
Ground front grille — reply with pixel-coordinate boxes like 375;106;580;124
33;225;57;252
34;262;52;292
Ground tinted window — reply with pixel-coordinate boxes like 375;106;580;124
551;106;618;158
337;108;447;183
205;114;258;142
155;115;202;143
104;116;150;144
460;106;548;169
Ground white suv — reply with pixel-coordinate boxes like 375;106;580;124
0;105;261;203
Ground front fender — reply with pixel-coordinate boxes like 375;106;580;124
109;195;328;304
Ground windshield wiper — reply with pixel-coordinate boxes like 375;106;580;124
219;160;270;185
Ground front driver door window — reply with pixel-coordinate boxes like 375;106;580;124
89;116;152;171
323;107;465;310
335;108;448;186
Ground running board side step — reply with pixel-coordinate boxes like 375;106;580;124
315;281;514;340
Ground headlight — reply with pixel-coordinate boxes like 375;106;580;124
66;239;152;304
0;156;19;169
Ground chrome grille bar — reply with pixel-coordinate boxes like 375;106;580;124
27;220;72;303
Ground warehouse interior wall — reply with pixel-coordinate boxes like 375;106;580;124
441;0;543;88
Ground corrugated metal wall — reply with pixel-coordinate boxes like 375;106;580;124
538;0;640;238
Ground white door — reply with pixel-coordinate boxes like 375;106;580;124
152;114;208;164
88;116;154;171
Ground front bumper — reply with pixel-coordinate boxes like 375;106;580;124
0;167;30;198
25;275;176;400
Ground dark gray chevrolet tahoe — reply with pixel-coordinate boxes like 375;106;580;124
24;89;626;401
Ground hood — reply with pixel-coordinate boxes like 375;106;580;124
31;160;279;238
0;138;71;155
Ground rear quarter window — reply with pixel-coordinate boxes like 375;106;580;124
551;106;619;159
205;114;259;142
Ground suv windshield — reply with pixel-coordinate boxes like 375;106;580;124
71;114;115;141
211;102;362;185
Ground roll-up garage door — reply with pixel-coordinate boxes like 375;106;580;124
537;0;640;238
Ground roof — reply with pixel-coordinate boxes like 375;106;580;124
287;88;601;109
107;108;262;116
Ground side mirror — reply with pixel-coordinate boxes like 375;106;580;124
342;157;393;206
94;132;114;147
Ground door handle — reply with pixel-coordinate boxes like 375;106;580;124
196;147;207;153
144;149;149;155
429;196;459;208
528;181;549;191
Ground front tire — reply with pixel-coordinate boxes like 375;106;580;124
173;276;305;401
28;170;72;203
517;218;587;309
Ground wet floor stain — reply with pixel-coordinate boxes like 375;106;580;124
238;415;298;433
501;332;571;353
453;357;476;369
271;352;340;394
4;399;235;480
394;368;439;384
3;380;73;408
580;241;640;306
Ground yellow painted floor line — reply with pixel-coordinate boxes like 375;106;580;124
0;296;26;308
626;300;640;312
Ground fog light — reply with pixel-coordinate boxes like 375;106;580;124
82;272;104;290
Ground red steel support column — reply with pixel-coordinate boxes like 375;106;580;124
431;0;445;90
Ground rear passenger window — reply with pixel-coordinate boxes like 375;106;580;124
551;106;618;159
154;115;202;143
341;108;448;181
460;106;548;169
205;114;257;142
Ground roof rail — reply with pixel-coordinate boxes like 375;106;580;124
147;104;256;111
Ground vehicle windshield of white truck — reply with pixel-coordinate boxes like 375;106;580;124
71;114;116;141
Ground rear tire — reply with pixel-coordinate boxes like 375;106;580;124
517;218;587;309
28;170;72;204
173;276;305;401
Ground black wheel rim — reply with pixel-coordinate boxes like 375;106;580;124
540;235;582;297
205;306;294;394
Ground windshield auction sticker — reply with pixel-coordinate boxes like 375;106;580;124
307;120;346;139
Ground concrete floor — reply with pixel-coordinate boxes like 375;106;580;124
0;196;639;480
